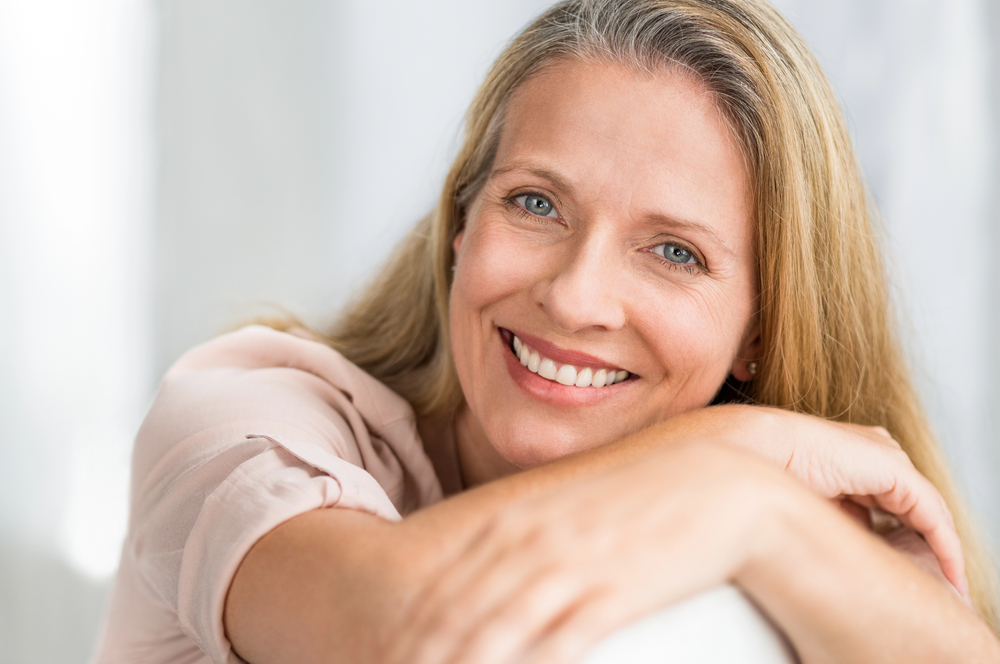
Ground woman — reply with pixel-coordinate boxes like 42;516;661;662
93;0;1000;662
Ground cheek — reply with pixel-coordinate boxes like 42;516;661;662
453;221;548;317
449;220;542;383
636;281;751;388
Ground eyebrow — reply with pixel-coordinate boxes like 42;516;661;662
489;162;578;199
489;161;738;261
646;214;738;261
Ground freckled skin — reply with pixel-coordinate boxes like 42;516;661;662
449;60;760;476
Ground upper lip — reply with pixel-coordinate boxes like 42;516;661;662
503;328;632;374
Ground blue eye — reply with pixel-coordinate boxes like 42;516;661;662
653;243;696;265
514;194;558;218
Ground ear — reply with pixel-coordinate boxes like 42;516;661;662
453;229;465;259
730;318;761;382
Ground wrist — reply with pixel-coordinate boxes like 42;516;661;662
678;404;786;465
732;464;811;588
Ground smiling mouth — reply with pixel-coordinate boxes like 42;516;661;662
501;329;633;388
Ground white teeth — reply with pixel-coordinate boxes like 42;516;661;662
511;334;630;389
555;364;577;385
592;369;608;388
527;351;541;373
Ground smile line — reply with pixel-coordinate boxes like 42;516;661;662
502;329;632;388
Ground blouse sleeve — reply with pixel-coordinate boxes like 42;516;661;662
125;326;442;663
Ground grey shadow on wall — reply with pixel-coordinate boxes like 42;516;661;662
0;539;111;664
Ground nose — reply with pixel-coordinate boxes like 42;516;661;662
533;227;626;333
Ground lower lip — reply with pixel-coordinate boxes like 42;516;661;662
499;330;631;407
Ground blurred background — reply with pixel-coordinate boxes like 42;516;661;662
0;0;998;661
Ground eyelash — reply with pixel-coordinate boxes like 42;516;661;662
503;192;562;223
647;242;705;274
502;192;706;274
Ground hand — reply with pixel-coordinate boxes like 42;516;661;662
842;509;959;598
388;441;796;664
882;526;956;593
708;405;967;598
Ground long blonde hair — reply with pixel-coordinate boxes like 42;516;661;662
295;0;998;625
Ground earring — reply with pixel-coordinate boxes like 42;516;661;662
747;361;758;377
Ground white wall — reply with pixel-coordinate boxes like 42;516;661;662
152;0;556;378
1;1;998;661
0;0;153;661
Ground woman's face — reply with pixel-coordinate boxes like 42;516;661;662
450;59;758;469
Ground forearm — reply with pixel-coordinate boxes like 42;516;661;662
224;409;724;663
225;406;993;663
739;485;1000;663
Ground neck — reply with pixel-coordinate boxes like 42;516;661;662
453;403;519;489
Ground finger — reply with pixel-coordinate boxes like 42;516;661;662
824;443;969;599
780;427;904;499
851;486;967;597
519;593;632;664
389;521;522;663
871;477;968;598
450;570;591;664
392;554;520;662
905;518;967;599
399;517;562;664
883;527;951;586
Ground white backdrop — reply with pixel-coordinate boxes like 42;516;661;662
0;0;152;661
0;1;998;662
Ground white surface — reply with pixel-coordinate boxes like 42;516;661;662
583;585;795;664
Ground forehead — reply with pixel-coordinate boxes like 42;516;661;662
492;59;752;245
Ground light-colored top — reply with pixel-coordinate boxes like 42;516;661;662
91;325;444;664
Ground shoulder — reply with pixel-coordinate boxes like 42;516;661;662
147;324;413;441
110;326;441;662
165;324;409;415
133;325;442;513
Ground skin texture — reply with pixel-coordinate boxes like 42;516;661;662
226;408;997;664
446;59;964;592
449;61;759;476
224;61;999;663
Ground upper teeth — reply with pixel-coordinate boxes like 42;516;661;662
513;335;630;388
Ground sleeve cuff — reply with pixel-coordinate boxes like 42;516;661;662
175;433;401;663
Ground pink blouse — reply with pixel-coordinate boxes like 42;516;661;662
90;326;444;663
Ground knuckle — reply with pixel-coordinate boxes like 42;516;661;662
872;427;903;449
486;505;535;541
476;618;524;651
889;447;913;469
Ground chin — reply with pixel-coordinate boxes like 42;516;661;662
488;418;610;469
